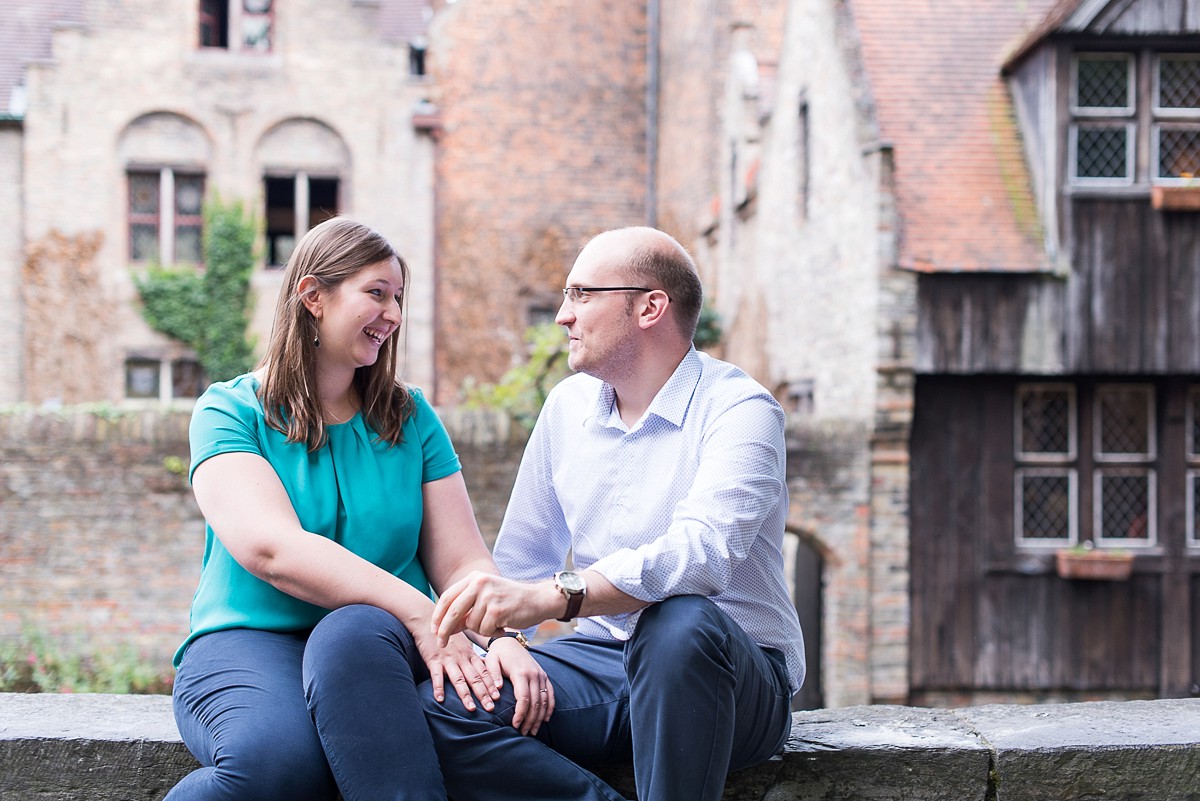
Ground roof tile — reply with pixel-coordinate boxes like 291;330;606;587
850;0;1063;272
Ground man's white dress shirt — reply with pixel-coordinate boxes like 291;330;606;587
494;348;806;694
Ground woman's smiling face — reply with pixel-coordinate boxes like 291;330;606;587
312;256;405;371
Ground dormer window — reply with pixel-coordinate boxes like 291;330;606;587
1068;50;1200;187
1069;53;1135;186
1153;54;1200;182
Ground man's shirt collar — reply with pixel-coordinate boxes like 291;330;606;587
589;347;702;431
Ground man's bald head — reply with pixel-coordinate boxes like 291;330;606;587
583;227;704;341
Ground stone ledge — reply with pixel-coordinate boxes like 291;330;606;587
1;693;1198;800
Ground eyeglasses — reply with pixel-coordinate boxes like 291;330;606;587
561;286;654;303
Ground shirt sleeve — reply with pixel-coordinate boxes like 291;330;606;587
407;387;462;483
492;393;572;583
188;380;264;483
587;394;787;601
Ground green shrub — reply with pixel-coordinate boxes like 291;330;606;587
0;629;173;694
462;323;570;430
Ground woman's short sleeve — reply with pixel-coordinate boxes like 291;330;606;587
407;387;462;484
188;376;264;483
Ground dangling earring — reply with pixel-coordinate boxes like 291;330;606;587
313;333;321;349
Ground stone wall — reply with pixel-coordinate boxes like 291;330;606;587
5;694;1199;801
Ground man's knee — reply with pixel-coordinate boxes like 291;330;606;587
628;595;729;667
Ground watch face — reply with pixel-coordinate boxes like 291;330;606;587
557;571;586;593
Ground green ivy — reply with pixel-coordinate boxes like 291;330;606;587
134;197;258;382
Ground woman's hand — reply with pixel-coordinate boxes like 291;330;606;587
413;629;501;713
486;637;555;736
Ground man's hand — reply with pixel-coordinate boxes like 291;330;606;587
432;571;559;645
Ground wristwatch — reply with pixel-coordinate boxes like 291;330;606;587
553;570;587;622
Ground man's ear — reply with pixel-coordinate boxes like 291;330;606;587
637;289;670;331
297;276;322;318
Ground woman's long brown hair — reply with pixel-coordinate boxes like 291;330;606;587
258;217;415;451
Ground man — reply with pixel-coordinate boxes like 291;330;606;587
427;226;804;801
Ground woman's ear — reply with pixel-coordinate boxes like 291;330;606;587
297;276;323;318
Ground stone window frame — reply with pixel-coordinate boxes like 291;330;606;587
127;167;207;265
124;352;206;404
263;172;341;268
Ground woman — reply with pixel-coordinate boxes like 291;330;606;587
166;217;552;801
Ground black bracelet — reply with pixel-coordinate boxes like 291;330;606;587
486;631;530;649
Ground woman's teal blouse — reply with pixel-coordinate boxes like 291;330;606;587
174;373;461;667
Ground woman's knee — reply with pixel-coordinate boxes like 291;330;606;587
305;605;414;672
218;739;336;801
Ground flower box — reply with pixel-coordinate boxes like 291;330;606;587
1055;548;1134;581
1151;185;1200;211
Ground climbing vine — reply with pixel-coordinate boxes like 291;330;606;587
134;197;258;382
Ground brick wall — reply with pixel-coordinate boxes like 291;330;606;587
0;407;527;669
427;0;648;404
0;405;858;702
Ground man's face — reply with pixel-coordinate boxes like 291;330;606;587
555;240;640;381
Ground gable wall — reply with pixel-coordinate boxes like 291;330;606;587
16;0;436;404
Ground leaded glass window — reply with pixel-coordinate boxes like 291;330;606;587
1073;54;1135;114
1072;124;1134;183
1095;384;1155;460
1016;469;1077;546
1094;470;1155;546
1156;55;1200;114
1016;384;1075;460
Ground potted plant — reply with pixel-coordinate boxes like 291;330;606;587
1055;542;1135;581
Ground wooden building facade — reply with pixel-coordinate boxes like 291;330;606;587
910;2;1200;701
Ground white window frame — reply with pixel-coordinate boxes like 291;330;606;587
1093;468;1158;548
1069;122;1137;186
1151;121;1200;183
1153;53;1200;119
1093;383;1156;462
1015;383;1078;463
1015;468;1078;548
1188;470;1200;549
1071;52;1136;117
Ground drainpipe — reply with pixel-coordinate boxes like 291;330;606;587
645;0;660;228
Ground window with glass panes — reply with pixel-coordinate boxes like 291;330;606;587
1015;382;1158;549
199;0;273;53
1188;387;1200;548
128;169;205;264
1069;51;1200;185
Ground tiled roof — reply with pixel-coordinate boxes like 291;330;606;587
849;0;1063;272
0;1;82;117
